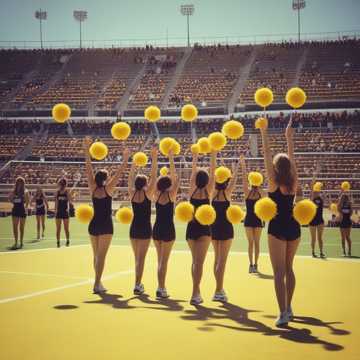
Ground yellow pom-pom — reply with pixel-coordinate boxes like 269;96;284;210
133;152;148;167
285;87;307;109
254;88;274;108
181;104;198;122
254;197;277;221
89;141;108;161
313;182;323;192
222;120;244;140
191;144;200;154
208;132;227;151
293;199;317;225
52;103;71;123
195;204;216;225
197;137;211;154
330;203;338;214
341;181;350;191
115;207;134;224
172;140;181;155
111;122;131;140
215;166;232;184
144;105;161;122
75;204;94;224
226;205;245;224
159;137;175;156
175;201;194;222
160;166;168;176
248;171;263;187
255;117;268;130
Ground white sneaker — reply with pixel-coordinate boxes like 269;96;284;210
287;306;294;320
156;288;169;299
93;283;107;294
212;290;228;303
134;283;145;295
275;312;289;327
190;295;203;305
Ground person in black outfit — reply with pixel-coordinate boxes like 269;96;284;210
128;147;158;295
83;137;129;294
152;150;179;299
337;192;353;257
240;155;265;273
186;148;216;305
55;178;73;248
31;186;49;241
259;118;301;327
309;174;327;258
211;155;239;303
9;177;30;250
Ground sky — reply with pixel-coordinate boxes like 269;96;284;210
0;0;359;47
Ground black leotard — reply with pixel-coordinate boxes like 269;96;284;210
152;192;175;241
35;197;46;216
88;187;113;236
309;196;324;226
339;202;352;228
186;188;211;241
12;194;27;218
268;188;300;241
211;190;233;241
130;190;152;239
55;190;69;219
244;190;263;228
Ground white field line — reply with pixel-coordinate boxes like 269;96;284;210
0;270;133;305
0;271;89;281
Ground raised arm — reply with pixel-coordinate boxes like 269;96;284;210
206;151;217;196
239;154;249;198
146;147;158;198
189;150;198;197
107;148;130;195
24;191;30;209
128;161;136;198
227;158;240;197
259;122;276;192
285;118;298;191
83;137;96;192
168;150;179;200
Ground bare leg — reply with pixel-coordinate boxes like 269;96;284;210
188;236;211;298
55;218;61;246
90;235;99;275
63;218;70;245
12;216;19;248
345;228;352;255
41;215;46;237
212;239;232;293
131;238;151;286
19;217;26;247
317;224;324;254
285;238;300;309
93;234;112;287
340;228;346;254
245;227;254;265
309;226;317;255
154;240;174;289
36;215;41;239
268;235;287;313
253;227;262;266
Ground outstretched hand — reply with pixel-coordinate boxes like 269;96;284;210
285;119;294;139
83;136;92;150
122;148;130;163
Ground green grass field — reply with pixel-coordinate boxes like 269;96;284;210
0;216;358;258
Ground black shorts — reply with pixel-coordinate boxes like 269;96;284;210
130;221;152;239
152;222;175;241
268;217;301;241
88;218;114;236
244;214;263;228
36;208;46;216
309;217;324;226
56;211;69;219
211;221;233;241
186;220;211;241
12;209;27;218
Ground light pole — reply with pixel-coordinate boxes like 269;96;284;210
180;4;194;47
73;10;88;49
292;0;306;43
35;9;47;50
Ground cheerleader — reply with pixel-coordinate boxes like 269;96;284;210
186;148;216;305
210;156;239;302
128;147;158;295
309;175;326;258
337;192;353;257
240;155;265;273
55;178;73;248
9;177;30;250
152;150;179;299
31;186;49;241
83;137;129;294
259;119;301;327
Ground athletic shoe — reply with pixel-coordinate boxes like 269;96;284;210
275;312;289;327
249;264;254;273
312;252;317;258
19;243;23;249
212;290;228;303
348;252;352;257
134;283;145;295
156;288;169;299
253;264;258;273
57;241;60;248
10;244;18;251
93;284;107;294
66;240;70;247
342;252;347;257
190;295;203;306
286;306;294;320
320;252;326;258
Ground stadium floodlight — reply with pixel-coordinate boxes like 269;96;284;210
73;10;88;49
35;9;47;50
180;4;195;47
292;0;306;43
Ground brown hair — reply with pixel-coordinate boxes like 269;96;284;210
13;177;25;197
273;153;295;193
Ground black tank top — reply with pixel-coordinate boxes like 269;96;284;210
131;190;151;224
36;197;44;209
92;187;112;223
190;188;210;209
13;194;25;210
312;196;323;218
57;191;68;213
341;203;351;216
245;190;261;214
212;190;230;219
155;192;174;223
269;188;295;222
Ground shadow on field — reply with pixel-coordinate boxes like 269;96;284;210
53;304;79;310
83;293;138;310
